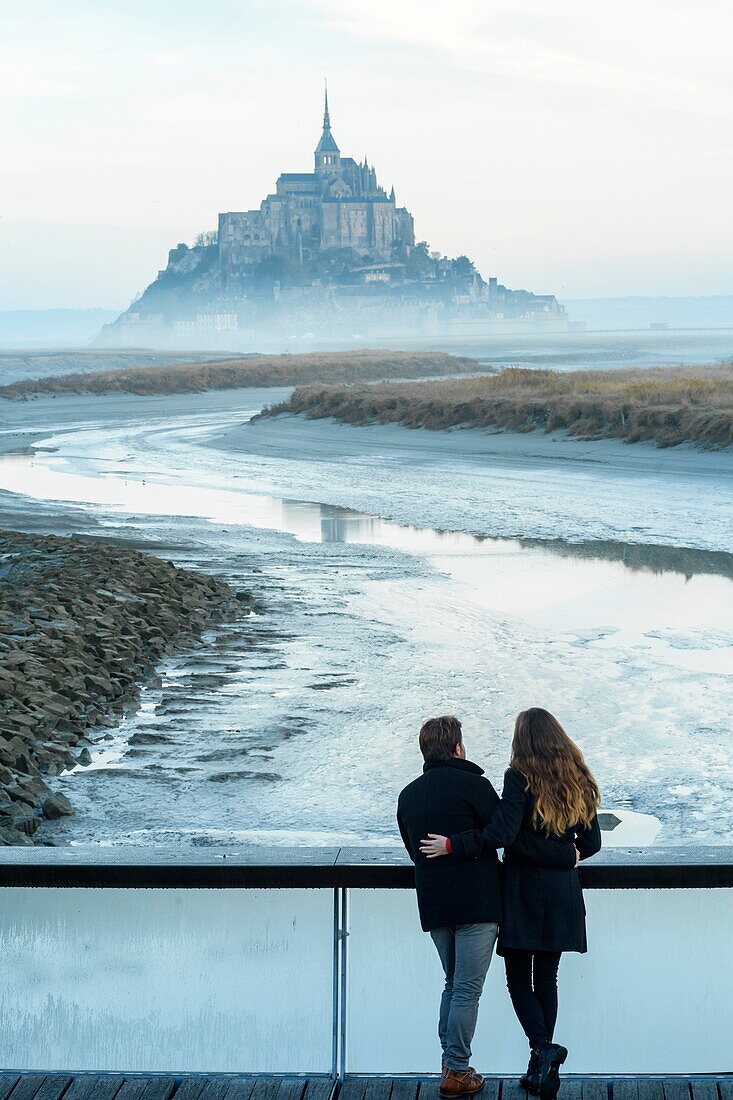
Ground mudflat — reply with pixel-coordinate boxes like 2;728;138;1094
0;383;731;847
0;529;247;845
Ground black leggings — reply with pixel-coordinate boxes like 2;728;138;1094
503;949;562;1049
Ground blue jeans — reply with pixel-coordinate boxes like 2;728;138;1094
430;922;499;1071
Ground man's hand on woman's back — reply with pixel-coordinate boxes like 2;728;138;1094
420;833;450;858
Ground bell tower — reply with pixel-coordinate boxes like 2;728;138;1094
314;81;341;174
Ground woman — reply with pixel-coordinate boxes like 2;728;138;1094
420;708;601;1099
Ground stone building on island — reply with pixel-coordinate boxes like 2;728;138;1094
218;87;414;271
105;87;567;347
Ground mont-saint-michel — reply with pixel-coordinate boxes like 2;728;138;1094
103;90;566;347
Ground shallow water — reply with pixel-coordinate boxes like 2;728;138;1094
0;386;731;847
395;329;733;373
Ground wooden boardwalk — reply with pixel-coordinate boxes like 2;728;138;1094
342;1080;733;1100
0;1078;333;1100
1;1076;732;1100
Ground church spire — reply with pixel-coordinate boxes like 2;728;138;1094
315;79;340;171
323;79;331;131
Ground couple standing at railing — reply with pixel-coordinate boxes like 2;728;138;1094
397;708;601;1099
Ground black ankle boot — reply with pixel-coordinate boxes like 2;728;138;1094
519;1048;540;1093
536;1041;568;1100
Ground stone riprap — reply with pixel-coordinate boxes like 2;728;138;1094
0;531;246;844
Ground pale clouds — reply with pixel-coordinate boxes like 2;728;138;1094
301;0;726;104
1;0;732;307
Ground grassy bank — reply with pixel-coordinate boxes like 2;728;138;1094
262;364;733;448
0;350;477;399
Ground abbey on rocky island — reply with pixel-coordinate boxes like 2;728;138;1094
106;87;567;346
219;87;415;270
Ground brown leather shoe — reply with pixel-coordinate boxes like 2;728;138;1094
439;1068;485;1096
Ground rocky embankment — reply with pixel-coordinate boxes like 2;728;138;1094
0;531;247;844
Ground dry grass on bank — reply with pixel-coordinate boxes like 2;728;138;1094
263;363;733;449
0;350;477;399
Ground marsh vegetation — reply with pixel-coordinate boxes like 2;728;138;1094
0;350;476;399
264;364;733;448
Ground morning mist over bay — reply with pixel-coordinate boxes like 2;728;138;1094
3;2;733;1088
1;2;731;855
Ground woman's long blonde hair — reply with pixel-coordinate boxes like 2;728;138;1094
510;708;600;836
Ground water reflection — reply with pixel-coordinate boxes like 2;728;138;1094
278;498;733;669
1;449;731;668
280;500;383;544
281;496;732;582
519;537;733;581
2;426;732;845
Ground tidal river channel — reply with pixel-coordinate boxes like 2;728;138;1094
1;385;732;847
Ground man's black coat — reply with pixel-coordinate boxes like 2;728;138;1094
397;758;576;932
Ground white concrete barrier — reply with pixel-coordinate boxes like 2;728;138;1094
0;848;730;1075
0;887;334;1074
347;888;733;1075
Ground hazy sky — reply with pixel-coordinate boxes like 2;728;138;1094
2;0;732;309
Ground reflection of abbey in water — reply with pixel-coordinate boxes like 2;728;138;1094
318;507;379;545
279;500;379;545
104;87;567;347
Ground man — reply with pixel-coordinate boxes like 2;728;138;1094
397;716;576;1097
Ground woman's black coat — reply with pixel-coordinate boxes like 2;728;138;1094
449;768;602;954
397;760;577;932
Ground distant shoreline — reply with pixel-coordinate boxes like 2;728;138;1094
0;350;478;400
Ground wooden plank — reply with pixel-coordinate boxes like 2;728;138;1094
139;1080;176;1100
691;1085;720;1100
718;1084;733;1100
389;1082;419;1100
138;1078;176;1100
112;1082;149;1100
361;1081;391;1100
301;1082;335;1100
664;1083;691;1100
198;1081;237;1100
30;1078;73;1100
0;1079;20;1100
7;1077;48;1100
501;1080;527;1100
338;1082;367;1100
478;1082;500;1100
416;1081;441;1100
247;1081;282;1100
560;1083;583;1100
637;1083;665;1100
222;1081;256;1100
38;1082;72;1100
581;1081;609;1100
170;1082;207;1100
87;1080;125;1100
274;1082;307;1100
615;1084;639;1100
63;1077;104;1100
